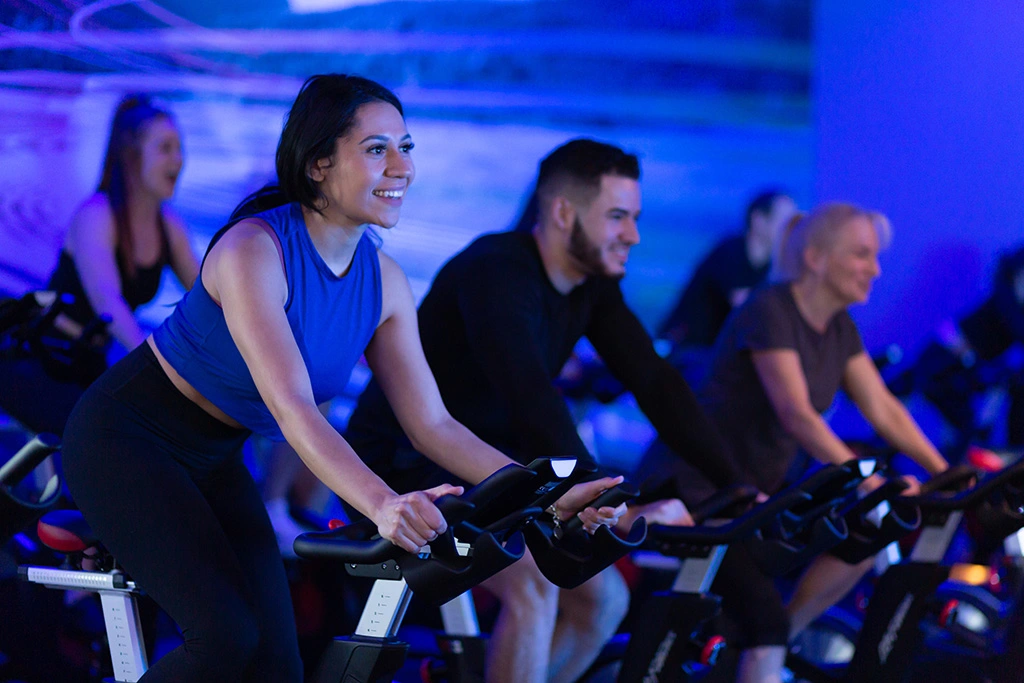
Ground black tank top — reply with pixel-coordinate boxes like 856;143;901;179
46;218;172;326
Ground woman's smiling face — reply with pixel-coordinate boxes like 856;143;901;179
821;215;882;306
136;116;183;201
309;100;415;229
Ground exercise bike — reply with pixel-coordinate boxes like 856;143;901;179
296;458;647;683
20;456;644;683
414;481;646;683
788;456;1024;682
584;458;887;683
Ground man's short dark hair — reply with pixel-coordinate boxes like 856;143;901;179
744;189;789;232
535;138;640;211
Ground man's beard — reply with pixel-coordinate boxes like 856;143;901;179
567;217;622;279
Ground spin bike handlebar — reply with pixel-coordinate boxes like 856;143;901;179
525;482;647;589
293;494;478;566
829;477;918;564
295;457;649;598
294;457;589;563
294;458;601;604
899;459;1024;512
642;461;876;574
560;483;640;537
689;485;760;524
645;485;810;552
831;459;1024;564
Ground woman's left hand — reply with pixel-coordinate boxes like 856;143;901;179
554;475;626;535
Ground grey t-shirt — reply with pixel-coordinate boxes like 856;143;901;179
698;283;864;495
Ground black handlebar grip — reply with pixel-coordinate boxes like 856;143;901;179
690;485;760;524
918;464;978;495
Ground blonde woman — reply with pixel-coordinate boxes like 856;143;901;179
648;203;947;682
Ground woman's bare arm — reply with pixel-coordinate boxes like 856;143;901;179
64;195;147;349
163;207;200;290
752;348;860;466
843;352;947;474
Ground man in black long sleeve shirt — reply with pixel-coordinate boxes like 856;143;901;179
351;229;740;486
347;139;740;683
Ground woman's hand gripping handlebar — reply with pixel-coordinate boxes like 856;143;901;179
374;484;465;554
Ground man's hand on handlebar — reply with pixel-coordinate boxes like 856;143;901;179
616;498;694;533
555;475;627;535
375;483;465;553
857;472;923;497
857;473;886;497
898;475;922;496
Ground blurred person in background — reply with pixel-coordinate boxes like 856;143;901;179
0;94;199;436
641;202;947;683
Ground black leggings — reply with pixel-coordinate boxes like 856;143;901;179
61;343;303;682
661;470;790;649
710;540;791;648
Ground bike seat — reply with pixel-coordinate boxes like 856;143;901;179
37;509;99;553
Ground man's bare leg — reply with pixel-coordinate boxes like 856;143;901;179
738;645;787;683
481;550;559;683
787;554;873;638
548;565;629;683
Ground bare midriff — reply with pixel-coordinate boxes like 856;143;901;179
145;336;245;429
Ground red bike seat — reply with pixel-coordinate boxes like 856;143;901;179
37;509;98;553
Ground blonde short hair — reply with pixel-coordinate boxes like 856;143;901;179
771;202;892;282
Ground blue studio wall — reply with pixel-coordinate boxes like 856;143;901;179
4;1;1020;364
0;0;813;333
815;1;1024;356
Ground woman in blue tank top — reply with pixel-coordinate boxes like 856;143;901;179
60;74;625;682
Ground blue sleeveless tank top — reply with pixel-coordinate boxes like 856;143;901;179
153;202;382;441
